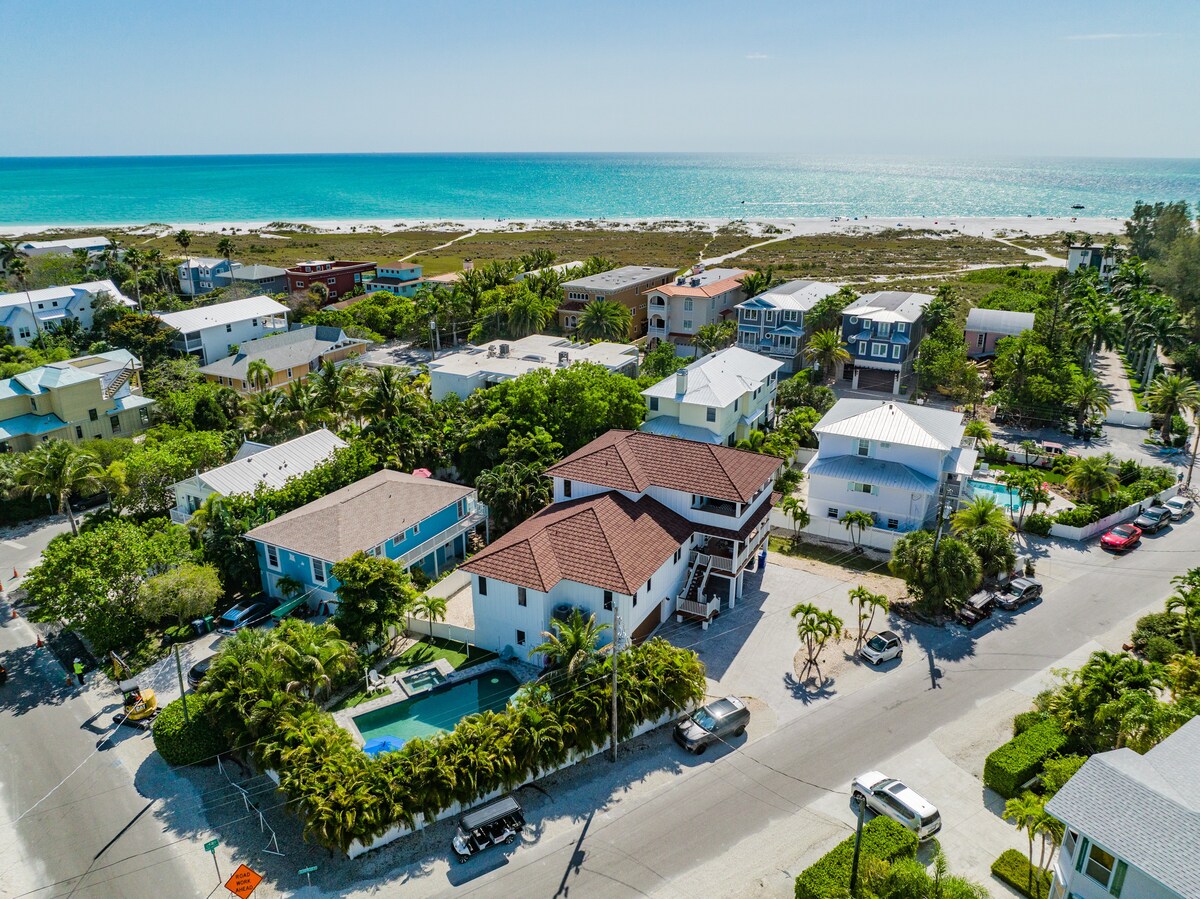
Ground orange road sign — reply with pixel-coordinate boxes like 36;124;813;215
225;863;263;899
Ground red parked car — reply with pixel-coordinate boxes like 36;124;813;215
1100;524;1142;552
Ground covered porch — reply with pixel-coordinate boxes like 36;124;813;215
675;516;772;629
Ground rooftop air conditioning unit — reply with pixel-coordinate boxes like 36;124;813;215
558;350;569;366
676;276;686;286
690;278;701;287
498;343;510;358
487;345;496;357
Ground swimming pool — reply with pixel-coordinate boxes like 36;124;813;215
400;667;446;694
353;670;521;745
967;479;1022;511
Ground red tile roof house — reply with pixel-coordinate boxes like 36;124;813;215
463;430;781;663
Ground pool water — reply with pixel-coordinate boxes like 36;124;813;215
401;668;446;692
967;479;1022;511
353;670;521;744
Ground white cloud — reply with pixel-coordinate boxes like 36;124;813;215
746;53;771;59
1065;32;1165;41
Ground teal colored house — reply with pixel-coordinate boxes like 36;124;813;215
244;470;488;607
364;262;426;298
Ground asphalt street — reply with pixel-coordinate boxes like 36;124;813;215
0;517;203;899
450;524;1200;898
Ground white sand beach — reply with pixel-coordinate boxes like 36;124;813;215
1;215;1126;241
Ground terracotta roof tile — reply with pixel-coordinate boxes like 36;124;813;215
545;430;781;503
462;493;692;594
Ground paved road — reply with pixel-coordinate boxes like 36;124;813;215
0;519;204;899
452;525;1200;898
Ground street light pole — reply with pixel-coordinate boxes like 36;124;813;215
610;604;620;763
1186;420;1200;491
848;796;866;897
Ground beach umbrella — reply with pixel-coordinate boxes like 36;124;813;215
363;736;406;757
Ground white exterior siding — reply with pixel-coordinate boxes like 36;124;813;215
471;545;690;663
550;478;771;535
1052;833;1177;899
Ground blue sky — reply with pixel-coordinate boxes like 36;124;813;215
1;0;1195;157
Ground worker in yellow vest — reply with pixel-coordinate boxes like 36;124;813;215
73;658;85;686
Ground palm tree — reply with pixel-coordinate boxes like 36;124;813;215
310;358;361;427
247;359;275;393
475;461;551;534
840;509;874;549
802;329;851;384
963;419;991;442
14;440;103;535
962;526;1017;580
739;267;775;299
849;586;888;649
412;593;448;639
0;239;23;271
791;602;843;680
1064;455;1119;501
5;256;40;342
1146;374;1200;444
174;229;194;296
1067;287;1121;370
244;389;285;440
122;246;146;311
779;495;810;538
1166;585;1200;654
951;495;1013;534
576;299;631;342
282;379;328;434
736;430;767;452
1066;373;1113;432
358;365;408;421
533;609;610;677
507;289;556;337
692;321;737;356
1131;302;1187;386
1096;690;1182;752
1018;439;1039;467
216;236;236;289
1003;792;1052;898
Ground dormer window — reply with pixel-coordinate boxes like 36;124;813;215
857;439;870;457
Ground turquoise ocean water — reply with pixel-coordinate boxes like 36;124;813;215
0;154;1197;225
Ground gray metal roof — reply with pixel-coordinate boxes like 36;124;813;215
1046;717;1200;898
231;264;287;280
815;399;965;451
562;265;677;291
154;296;288;333
965;307;1035;335
642;347;782;407
738;280;842;313
199;325;370;379
189;430;346;497
844;291;933;323
805;454;937;491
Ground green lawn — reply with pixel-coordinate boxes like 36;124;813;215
983;461;1068;485
382;636;497;676
330;686;389;712
768;535;883;573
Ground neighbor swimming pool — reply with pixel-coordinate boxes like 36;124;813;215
353;670;521;745
967;479;1022;511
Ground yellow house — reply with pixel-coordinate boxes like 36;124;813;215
0;350;153;453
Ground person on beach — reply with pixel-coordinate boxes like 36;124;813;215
73;658;85;686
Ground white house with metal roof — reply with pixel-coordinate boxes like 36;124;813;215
736;279;843;373
839;291;933;393
9;236;111;267
0;280;135;347
1046;716;1200;899
153;295;290;365
802;399;977;549
642;347;783;446
964;307;1035;358
169;429;347;524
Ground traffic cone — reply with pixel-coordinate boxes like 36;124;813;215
11;568;17;580
9;608;16;619
36;634;44;648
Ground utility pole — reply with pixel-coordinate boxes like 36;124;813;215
1187;420;1200;491
174;644;189;726
429;317;438;361
848;796;866;897
610;603;620;763
932;481;950;552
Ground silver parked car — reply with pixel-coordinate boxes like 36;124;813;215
1165;495;1194;520
859;631;903;666
851;771;942;841
673;696;750;754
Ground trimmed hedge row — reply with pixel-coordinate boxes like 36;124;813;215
992;848;1053;899
983;719;1067;798
794;817;918;899
152;693;227;766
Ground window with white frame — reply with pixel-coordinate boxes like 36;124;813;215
857;439;870;457
266;545;280;570
896;322;906;333
683;319;693;330
826;507;839;519
891;345;902;360
312;558;327;584
871;343;888;358
977;333;986;347
857;341;868;354
649;397;659;411
784;310;799;322
1079;840;1125;895
706;407;716;422
847;481;877;495
742;309;759;322
684;298;693;311
877;321;890;337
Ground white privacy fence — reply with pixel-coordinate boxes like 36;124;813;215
1049;484;1180;542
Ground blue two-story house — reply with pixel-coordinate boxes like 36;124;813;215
839;291;933;394
735;279;842;374
364;262;426;298
177;257;239;296
244;470;488;608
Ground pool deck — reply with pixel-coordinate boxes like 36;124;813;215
967;472;1074;516
332;658;536;748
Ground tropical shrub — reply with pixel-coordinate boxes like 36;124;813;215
152;693;227;766
991;847;1053;899
793;817;917;899
1012;710;1049;736
1023;513;1053;537
200;636;704;853
981;441;1009;464
1132;612;1183;655
983;719;1067;798
1052;504;1098;527
1145;635;1182;663
1039;754;1087;796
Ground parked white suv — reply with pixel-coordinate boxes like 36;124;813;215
851;771;942;841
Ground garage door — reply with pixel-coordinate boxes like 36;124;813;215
856;368;896;392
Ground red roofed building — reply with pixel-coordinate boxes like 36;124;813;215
647;264;749;355
464;430;781;661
